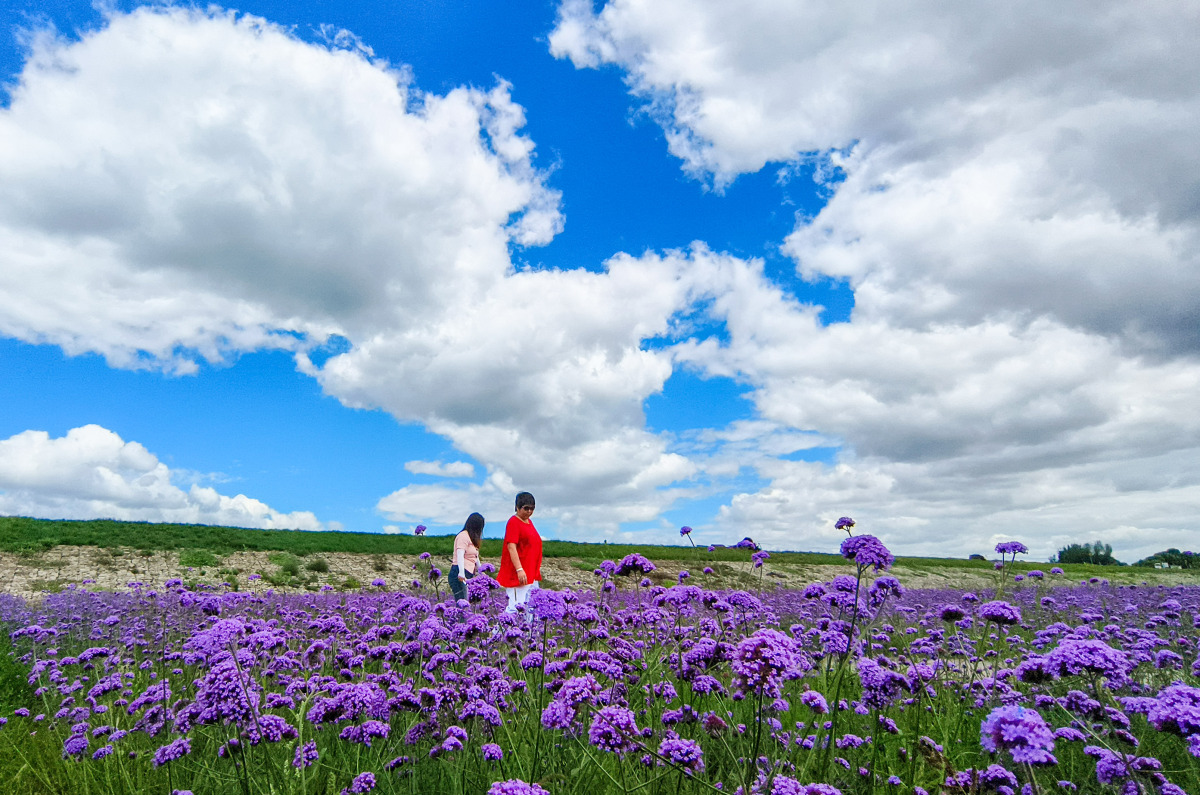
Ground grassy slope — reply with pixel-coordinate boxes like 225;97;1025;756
0;515;1168;583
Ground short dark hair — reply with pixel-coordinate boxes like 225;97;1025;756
515;491;536;510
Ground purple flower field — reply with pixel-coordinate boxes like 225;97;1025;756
1;536;1198;795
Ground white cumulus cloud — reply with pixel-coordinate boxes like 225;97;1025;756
404;460;476;478
0;7;735;536
551;0;1200;349
4;2;1197;559
553;0;1200;560
0;425;325;530
0;7;562;373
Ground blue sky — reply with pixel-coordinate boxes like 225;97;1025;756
0;1;1196;561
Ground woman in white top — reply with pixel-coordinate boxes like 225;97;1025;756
449;512;485;604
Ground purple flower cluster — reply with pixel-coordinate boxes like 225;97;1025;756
1146;684;1200;738
659;736;704;772
293;740;319;768
839;534;893;572
939;604;966;622
730;629;810;698
341;772;376;794
772;778;843;795
488;781;550;795
152;737;191;768
1046;639;1132;685
589;706;640;755
994;541;1029;556
856;657;908;709
615;553;656;576
980;705;1057;764
977;600;1022;625
3;537;1200;795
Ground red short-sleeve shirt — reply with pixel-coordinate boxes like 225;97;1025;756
497;515;542;588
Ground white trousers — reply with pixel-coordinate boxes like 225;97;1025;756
504;580;540;614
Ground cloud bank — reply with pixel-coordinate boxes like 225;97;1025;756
0;2;1197;562
0;7;729;535
0;425;324;530
551;0;1200;560
404;460;477;479
0;8;562;375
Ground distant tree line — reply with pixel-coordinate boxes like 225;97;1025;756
1052;541;1123;566
1134;548;1196;569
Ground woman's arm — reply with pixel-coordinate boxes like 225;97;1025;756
456;546;466;580
506;541;527;585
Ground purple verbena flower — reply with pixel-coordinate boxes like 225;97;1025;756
800;691;829;714
980;705;1056;765
487;780;550;795
615;554;656;576
528;589;567;622
773;778;843;795
731;629;810;698
1083;746;1161;785
540;699;578;731
152;737;191;768
939;604;966;621
342;771;376;794
840;535;893;572
1146;683;1200;738
701;712;728;737
1047;639;1132;686
978;600;1022;625
293;741;319;768
588;706;640;755
857;657;908;709
62;733;88;757
659;737;704;773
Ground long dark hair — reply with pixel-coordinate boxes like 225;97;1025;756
462;512;485;549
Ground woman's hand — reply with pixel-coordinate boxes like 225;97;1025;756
517;567;528;586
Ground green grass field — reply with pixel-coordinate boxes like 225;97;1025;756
0;514;916;565
0;515;1181;585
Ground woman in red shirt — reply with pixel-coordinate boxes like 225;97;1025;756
496;491;542;616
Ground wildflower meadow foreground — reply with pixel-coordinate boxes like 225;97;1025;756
1;529;1199;795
